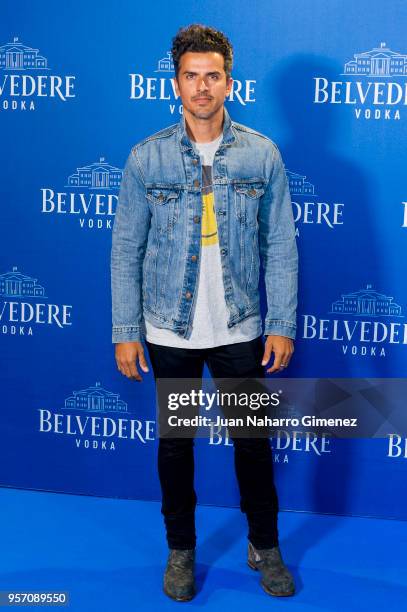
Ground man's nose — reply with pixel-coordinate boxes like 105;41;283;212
197;77;208;91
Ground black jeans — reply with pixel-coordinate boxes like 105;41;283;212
145;335;279;550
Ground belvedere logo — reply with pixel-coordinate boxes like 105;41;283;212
38;382;156;452
209;426;332;464
0;37;76;111
302;285;406;358
387;434;407;458
286;168;344;236
313;43;407;121
129;50;256;115
402;201;407;228
40;157;122;231
0;266;72;336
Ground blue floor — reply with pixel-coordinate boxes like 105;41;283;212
1;487;406;611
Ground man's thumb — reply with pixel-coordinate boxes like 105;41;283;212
261;344;272;366
138;351;149;372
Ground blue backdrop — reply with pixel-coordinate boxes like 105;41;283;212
1;0;406;520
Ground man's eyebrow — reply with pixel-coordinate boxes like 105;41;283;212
182;70;222;75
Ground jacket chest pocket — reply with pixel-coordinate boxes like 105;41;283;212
233;182;265;228
145;186;181;234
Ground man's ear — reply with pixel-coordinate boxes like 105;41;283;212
226;76;233;97
172;76;180;97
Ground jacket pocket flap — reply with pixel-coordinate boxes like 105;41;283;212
233;183;265;198
145;187;180;204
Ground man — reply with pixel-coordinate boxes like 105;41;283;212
111;24;298;601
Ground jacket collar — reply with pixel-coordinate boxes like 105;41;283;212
178;105;236;151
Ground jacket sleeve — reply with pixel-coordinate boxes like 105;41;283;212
110;148;151;343
258;144;298;339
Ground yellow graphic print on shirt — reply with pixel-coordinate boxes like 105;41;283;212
201;164;218;246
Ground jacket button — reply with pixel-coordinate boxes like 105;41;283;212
192;159;198;165
191;255;197;262
193;179;200;188
193;215;200;223
158;193;164;201
185;292;192;299
248;188;256;196
221;249;227;256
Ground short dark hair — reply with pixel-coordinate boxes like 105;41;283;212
171;24;233;80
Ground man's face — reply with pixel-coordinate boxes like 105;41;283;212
174;51;233;120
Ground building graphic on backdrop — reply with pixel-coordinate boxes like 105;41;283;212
0;266;46;298
0;37;48;70
156;51;174;72
301;284;406;358
63;382;129;414
286;170;316;196
66;158;123;190
331;285;402;317
343;43;407;77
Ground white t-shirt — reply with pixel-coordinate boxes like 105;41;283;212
145;134;262;348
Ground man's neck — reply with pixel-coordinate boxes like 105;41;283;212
184;107;224;144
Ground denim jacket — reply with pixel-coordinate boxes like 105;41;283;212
111;107;298;343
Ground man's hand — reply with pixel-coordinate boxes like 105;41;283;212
115;341;149;382
261;335;294;374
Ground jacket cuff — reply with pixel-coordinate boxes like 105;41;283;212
264;319;296;340
112;325;143;343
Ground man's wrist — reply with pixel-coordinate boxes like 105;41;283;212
265;334;294;340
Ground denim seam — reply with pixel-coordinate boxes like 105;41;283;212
132;147;146;185
265;319;296;328
133;124;178;148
